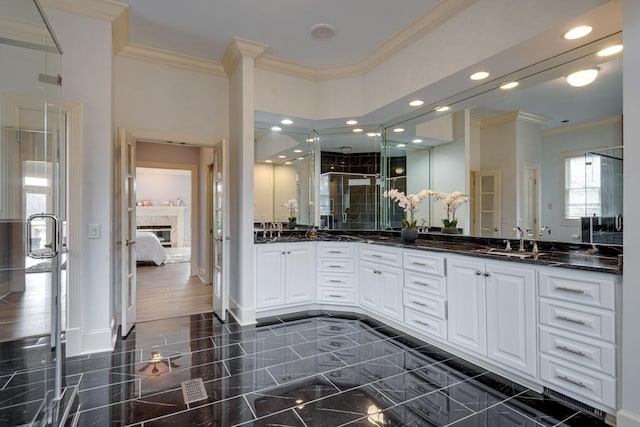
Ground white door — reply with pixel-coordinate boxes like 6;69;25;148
285;243;315;304
358;261;379;312
119;128;137;336
447;257;486;355
522;164;540;239
212;139;229;321
255;245;286;308
378;265;404;322
473;170;501;238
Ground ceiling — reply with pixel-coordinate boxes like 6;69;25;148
119;0;439;67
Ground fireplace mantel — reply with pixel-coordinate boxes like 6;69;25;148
136;206;186;247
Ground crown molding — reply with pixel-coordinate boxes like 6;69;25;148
41;0;128;21
542;115;622;137
477;110;550;128
222;37;269;75
0;17;48;46
518;111;551;125
119;43;226;76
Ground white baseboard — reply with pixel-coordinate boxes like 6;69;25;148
79;328;113;355
198;266;209;284
65;327;82;357
617;409;640;427
228;296;256;326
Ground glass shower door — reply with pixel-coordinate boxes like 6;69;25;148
0;1;68;424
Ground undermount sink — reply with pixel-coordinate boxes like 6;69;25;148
473;248;547;259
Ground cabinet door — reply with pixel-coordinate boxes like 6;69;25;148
358;261;379;311
379;264;404;322
486;263;537;377
255;245;286;308
285;244;315;304
447;257;486;355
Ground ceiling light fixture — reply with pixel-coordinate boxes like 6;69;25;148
293;149;302;153
271;126;282;132
306;137;314;142
310;23;335;40
352;128;363;133
278;155;286;159
435;106;450;112
340;146;352;154
397;144;406;148
280;119;293;125
470;71;490;81
346;119;358;125
597;44;623;57
265;160;273;163
566;68;598;87
412;138;423;143
500;81;519;90
409;99;424;107
366;132;377;137
563;25;592;40
393;128;405;133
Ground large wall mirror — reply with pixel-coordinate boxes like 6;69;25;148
254;31;623;246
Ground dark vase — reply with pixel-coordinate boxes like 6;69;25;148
442;227;459;234
401;228;418;243
287;221;297;229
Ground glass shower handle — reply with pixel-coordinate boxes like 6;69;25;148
27;213;60;259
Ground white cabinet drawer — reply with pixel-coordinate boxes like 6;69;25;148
540;355;616;410
316;287;356;305
403;289;446;319
317;273;355;288
539;270;616;310
539;326;615;376
317;243;355;258
317;258;355;273
403;251;445;276
404;308;447;340
539;299;615;343
359;245;402;266
404;271;446;297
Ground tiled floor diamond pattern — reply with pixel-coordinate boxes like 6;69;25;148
0;311;610;426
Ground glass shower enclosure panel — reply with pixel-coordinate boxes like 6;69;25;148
0;0;70;425
319;172;380;229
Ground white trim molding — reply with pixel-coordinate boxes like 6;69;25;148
119;43;226;77
41;0;128;22
228;296;256;326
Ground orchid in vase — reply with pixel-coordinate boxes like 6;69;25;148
434;191;469;228
383;189;433;229
283;199;298;223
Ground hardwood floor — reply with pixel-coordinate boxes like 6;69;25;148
136;261;212;322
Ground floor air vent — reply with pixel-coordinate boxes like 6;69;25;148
181;378;208;404
543;387;604;418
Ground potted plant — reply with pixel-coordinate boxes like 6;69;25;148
384;189;432;242
434;191;469;233
284;199;298;228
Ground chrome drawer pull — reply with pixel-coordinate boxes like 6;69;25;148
413;281;430;287
415;320;430;327
329;279;343;283
556;286;585;294
557;374;587;388
412;262;427;266
329;265;342;268
556;345;586;357
371;254;382;258
328;294;343;298
556;315;587;325
411;301;430;308
329;250;342;254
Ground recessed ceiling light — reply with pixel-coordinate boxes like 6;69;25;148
409;99;424;107
310;23;335;40
352;128;363;133
500;81;519;90
293;149;302;153
393;128;405;133
297;157;304;160
271;126;282;132
278;155;287;159
366;132;377;137
284;161;292;165
563;25;592;40
597;44;623;57
566;68;598;87
412;138;423;143
397;143;406;148
265;160;273;163
435;106;450;112
346;119;358;125
470;71;490;81
306;138;314;142
280;119;293;125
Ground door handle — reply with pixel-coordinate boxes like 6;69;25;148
27;213;59;259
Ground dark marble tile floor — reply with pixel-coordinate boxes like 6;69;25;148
0;311;610;426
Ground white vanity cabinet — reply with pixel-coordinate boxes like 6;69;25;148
447;255;537;378
255;243;316;310
537;267;619;412
358;244;403;322
316;243;357;305
402;249;448;341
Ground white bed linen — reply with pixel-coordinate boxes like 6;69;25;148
135;232;166;265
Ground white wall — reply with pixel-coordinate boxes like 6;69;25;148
407;149;431;226
540;119;622;242
44;8;114;354
515;118;543;229
136;169;192;207
254;164;274;222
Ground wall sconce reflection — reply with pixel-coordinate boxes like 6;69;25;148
138;351;181;376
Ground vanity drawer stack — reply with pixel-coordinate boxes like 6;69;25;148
316;243;357;305
537;267;619;412
402;249;448;341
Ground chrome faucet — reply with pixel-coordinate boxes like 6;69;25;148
533;225;551;254
512;226;525;252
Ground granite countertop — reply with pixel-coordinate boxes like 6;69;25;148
254;229;623;275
